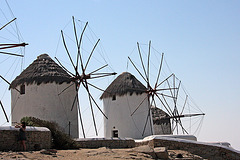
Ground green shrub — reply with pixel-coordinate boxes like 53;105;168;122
21;117;79;149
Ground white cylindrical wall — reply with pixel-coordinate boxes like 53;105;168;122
103;92;153;139
11;82;79;138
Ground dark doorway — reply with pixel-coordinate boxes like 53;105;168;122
112;130;118;138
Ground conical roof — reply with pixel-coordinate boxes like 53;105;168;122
100;72;147;99
151;106;170;125
10;54;72;89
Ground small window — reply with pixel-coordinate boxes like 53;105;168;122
112;130;118;138
20;84;25;95
112;95;116;101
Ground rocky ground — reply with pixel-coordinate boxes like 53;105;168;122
0;146;206;160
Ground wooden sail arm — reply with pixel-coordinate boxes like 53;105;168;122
159;113;205;120
89;64;108;75
155;87;178;92
89;72;117;79
0;51;23;57
0;43;28;50
90;72;117;76
128;56;148;83
0;101;9;122
0;75;21;93
0;18;16;31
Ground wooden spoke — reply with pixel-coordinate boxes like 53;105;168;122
90;72;117;79
89;64;108;75
0;101;9;122
71;83;80;111
172;119;178;133
180;95;188;115
166;79;174;99
54;57;75;77
72;16;79;48
88;83;117;96
171;106;188;134
58;83;74;96
149;97;154;134
157;93;176;99
160;94;174;116
172;78;182;129
77;22;88;72
84;82;98;136
0;51;23;57
71;92;78;111
155;88;178;92
85;39;100;70
90;72;117;76
174;79;181;105
72;16;80;72
131;95;148;116
82;81;108;119
142;95;154;136
154;92;174;117
147;40;151;86
0;43;28;50
0;75;20;93
160;113;205;119
178;118;188;134
128;57;148;83
137;42;148;82
76;95;86;138
61;30;76;72
156;73;174;88
87;82;105;92
155;53;164;88
0;18;16;30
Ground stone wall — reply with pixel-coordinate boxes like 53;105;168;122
0;126;51;151
153;124;171;135
136;136;240;160
76;138;135;149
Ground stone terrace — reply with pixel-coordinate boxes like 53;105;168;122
136;136;240;160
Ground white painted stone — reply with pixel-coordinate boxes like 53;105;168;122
11;82;79;138
103;92;154;139
0;126;50;131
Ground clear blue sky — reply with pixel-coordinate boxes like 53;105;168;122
1;0;240;150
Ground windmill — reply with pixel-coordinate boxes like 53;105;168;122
128;41;205;135
0;1;28;124
55;16;116;138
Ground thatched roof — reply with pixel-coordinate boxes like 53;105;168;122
100;72;147;99
10;54;72;89
151;106;170;125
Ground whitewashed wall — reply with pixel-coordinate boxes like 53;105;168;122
11;82;79;138
103;92;154;139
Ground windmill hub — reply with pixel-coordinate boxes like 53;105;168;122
71;74;91;82
147;87;157;95
80;74;91;80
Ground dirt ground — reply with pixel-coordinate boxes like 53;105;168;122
0;147;205;160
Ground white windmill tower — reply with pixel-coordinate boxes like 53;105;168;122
10;54;79;138
101;72;154;139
